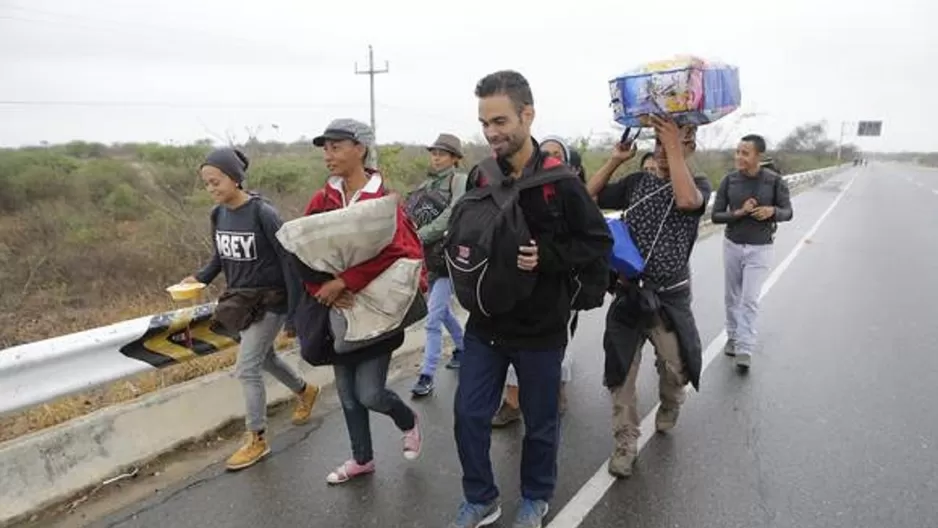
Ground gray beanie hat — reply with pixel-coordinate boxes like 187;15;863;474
201;148;250;186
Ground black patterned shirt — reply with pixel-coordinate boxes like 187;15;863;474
598;171;712;286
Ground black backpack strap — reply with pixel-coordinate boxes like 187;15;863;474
515;164;579;191
476;157;578;194
477;157;509;187
210;204;221;233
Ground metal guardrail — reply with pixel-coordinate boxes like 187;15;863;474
0;164;849;418
0;302;238;417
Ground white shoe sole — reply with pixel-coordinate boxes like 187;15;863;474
477;505;501;527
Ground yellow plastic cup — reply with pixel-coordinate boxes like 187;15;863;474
166;282;206;302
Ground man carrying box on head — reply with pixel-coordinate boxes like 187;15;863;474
586;116;712;479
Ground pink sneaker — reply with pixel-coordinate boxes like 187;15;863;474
402;413;422;461
326;459;375;485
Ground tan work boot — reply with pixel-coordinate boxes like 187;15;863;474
492;400;522;427
655;404;681;433
226;431;270;471
608;443;637;478
292;383;320;425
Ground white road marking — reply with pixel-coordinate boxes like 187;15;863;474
546;174;857;528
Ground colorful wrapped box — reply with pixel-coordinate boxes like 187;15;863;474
609;55;741;127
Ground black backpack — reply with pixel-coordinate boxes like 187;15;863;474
444;157;608;316
569;254;610;311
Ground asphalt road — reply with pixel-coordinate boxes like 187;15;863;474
87;164;938;528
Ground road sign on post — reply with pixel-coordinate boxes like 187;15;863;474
857;121;883;137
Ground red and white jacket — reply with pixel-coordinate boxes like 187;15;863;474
302;171;428;296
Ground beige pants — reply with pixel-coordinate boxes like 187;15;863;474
611;321;688;449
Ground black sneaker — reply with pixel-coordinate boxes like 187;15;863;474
445;349;463;369
411;375;434;397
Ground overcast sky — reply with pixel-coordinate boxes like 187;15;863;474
0;0;931;151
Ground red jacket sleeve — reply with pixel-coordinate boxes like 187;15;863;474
338;206;428;293
304;189;329;215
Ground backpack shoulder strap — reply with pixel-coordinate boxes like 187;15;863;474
514;164;579;192
210;204;222;232
250;197;277;247
476;156;577;193
450;171;469;203
477;157;508;187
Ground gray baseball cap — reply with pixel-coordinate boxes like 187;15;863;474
312;118;377;169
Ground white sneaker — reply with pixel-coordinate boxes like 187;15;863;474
735;352;752;371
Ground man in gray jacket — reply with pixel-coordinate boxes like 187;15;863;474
711;134;793;370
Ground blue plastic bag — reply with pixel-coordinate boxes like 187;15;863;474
607;217;645;279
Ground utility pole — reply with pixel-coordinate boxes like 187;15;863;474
836;121;851;163
355;45;389;139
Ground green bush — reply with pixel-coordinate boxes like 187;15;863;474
73;159;140;203
250;156;322;194
0;150;80;211
103;183;145;221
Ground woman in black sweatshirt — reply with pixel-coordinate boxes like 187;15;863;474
181;147;320;471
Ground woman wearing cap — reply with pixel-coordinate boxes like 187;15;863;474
180;147;320;471
294;119;427;484
491;135;582;427
407;133;468;398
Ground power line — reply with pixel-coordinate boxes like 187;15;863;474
354;45;389;140
0;100;360;110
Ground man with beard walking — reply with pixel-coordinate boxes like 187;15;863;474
446;70;611;528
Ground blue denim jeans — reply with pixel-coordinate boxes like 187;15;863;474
334;350;416;464
454;332;564;503
420;277;465;377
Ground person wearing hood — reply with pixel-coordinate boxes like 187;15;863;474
296;119;427;485
491;135;583;427
181;147;320;472
407;133;469;398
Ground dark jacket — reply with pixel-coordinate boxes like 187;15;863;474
464;141;613;350
711;169;793;246
603;279;703;390
290;281;405;367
